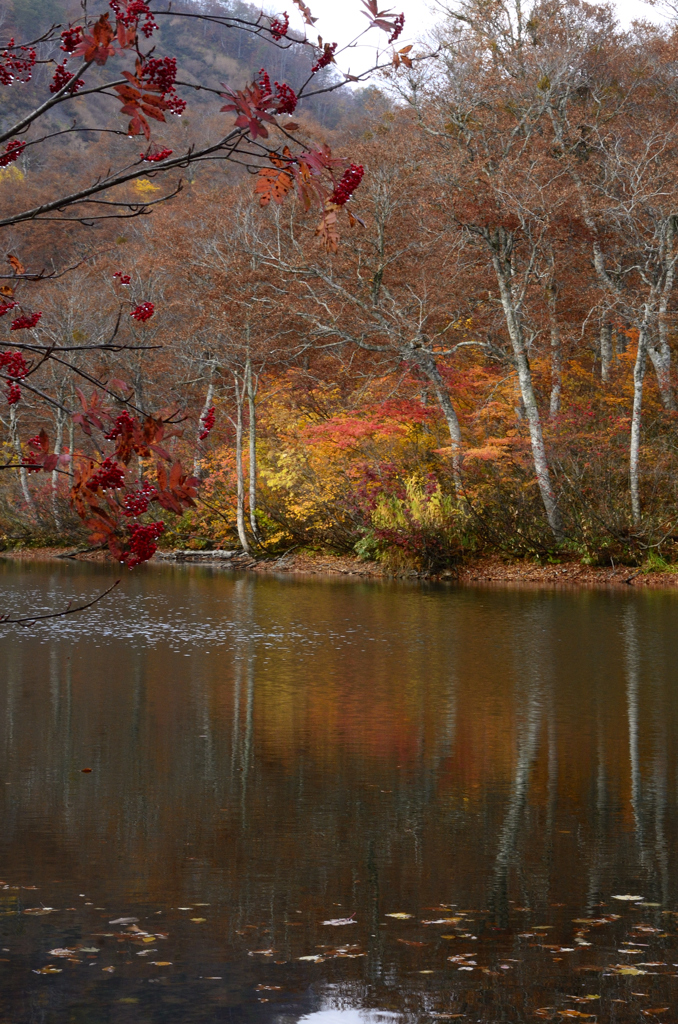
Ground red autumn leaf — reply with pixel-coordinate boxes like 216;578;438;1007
73;14;116;65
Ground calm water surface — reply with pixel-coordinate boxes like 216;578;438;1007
1;560;678;1024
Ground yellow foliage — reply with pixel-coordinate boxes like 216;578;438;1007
133;178;160;194
0;165;24;183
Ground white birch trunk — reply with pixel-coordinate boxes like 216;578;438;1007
413;348;464;498
67;415;75;490
52;408;65;530
489;239;564;541
630;322;648;527
233;373;250;554
9;405;35;516
649;218;676;412
549;318;562;418
245;358;262;544
194;376;215;480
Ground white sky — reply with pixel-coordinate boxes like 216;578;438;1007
284;0;667;80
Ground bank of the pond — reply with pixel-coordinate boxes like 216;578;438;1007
2;544;678;588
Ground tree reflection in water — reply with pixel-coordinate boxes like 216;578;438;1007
1;562;678;1023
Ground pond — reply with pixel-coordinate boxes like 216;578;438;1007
0;560;677;1024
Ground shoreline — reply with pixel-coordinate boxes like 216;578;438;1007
1;545;677;589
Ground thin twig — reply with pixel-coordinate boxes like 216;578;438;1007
0;579;120;626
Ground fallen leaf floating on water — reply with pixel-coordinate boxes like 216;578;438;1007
150;961;172;966
385;913;413;919
80;768;92;773
609;966;648;976
322;916;356;926
612;895;644;901
102;966;115;973
33;966;62;974
48;948;76;957
191;918;206;923
24;907;57;915
573;916;620;925
299;955;325;962
422;918;462;925
558;1012;596;1019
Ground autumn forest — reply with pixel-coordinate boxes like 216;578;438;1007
2;0;677;571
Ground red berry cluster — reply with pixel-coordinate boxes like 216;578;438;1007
311;42;337;74
0;302;17;316
330;164;364;205
50;61;84;94
10;312;41;330
89;457;125;491
60;26;84;53
0;349;28;404
257;70;297;114
388;13;405;43
109;0;158;38
139;56;186;114
104;410;135;440
199;406;216;440
0;141;26;168
0;42;37;86
140;146;173;162
258;68;272;95
113;271;131;285
122;481;158;518
6;383;22;405
130;302;154;322
274;82;297;114
0;350;28;378
270;13;289;39
126;520;165;566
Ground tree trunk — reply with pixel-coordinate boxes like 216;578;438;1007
9;405;36;515
648;332;675;411
67;414;75;490
630;323;648;527
52;408;65;530
233;373;250;553
194;374;215;480
489;238;564;541
549;318;562;418
650;217;677;411
246;357;262;543
413;348;464;498
600;322;613;384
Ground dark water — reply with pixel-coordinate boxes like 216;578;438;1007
1;560;678;1024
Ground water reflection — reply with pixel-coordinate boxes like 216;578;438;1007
1;561;678;1022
